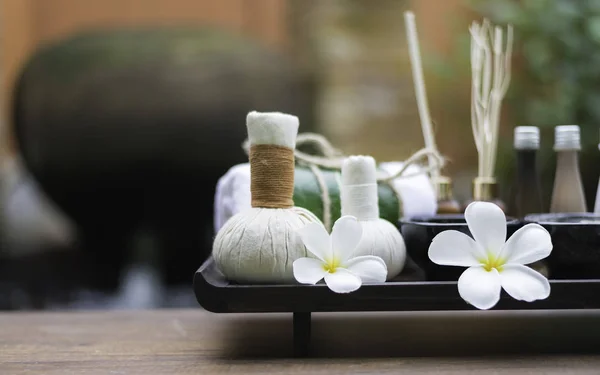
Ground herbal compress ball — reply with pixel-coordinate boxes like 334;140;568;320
213;111;323;283
341;155;406;279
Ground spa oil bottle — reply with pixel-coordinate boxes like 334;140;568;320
594;131;600;214
550;125;586;213
514;126;543;218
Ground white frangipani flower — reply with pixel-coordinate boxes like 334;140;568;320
428;201;553;310
294;215;388;293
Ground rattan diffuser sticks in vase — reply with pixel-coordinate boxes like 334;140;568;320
466;19;513;211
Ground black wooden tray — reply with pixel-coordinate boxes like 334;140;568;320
194;257;600;356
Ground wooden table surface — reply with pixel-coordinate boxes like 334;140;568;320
2;308;600;374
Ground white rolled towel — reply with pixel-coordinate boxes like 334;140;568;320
378;161;437;220
214;161;437;233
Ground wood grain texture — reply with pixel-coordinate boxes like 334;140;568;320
2;308;600;374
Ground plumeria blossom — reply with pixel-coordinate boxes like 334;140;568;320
294;215;387;293
428;201;553;310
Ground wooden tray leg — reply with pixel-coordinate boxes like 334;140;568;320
293;312;311;357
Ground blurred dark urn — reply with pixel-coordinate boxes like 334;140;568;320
12;27;317;290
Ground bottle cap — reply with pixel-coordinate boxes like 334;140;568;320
514;126;540;150
554;125;581;151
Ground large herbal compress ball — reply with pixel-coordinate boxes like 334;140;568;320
212;111;324;283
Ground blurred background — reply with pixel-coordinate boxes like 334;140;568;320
0;0;599;310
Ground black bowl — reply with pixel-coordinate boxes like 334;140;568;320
524;213;600;279
399;214;522;281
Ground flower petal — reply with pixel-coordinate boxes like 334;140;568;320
428;230;485;267
293;258;327;285
499;264;550;302
465;201;507;257
324;268;362;293
344;256;387;283
457;266;501;310
331;215;363;262
499;224;552;265
297;222;332;262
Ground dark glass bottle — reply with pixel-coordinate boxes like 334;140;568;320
514;126;543;218
513;126;549;278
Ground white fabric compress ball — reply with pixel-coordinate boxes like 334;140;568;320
212;111;325;283
213;207;320;283
350;218;406;280
341;155;406;280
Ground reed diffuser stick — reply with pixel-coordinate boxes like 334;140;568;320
470;19;513;179
404;11;440;180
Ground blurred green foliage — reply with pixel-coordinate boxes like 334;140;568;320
477;0;600;128
470;0;600;212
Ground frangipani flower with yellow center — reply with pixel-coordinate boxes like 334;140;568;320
294;216;388;293
428;201;553;310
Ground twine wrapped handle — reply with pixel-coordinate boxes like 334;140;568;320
249;144;295;208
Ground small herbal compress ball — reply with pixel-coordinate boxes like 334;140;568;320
341;155;406;280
